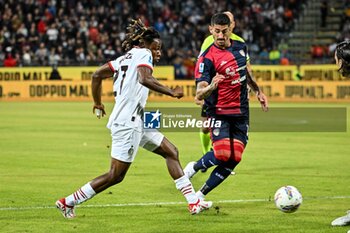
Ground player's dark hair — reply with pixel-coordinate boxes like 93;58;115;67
140;27;160;46
336;40;350;77
210;13;230;26
122;19;160;52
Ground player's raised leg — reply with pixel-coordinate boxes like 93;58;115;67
56;124;140;218
145;133;212;214
196;160;238;200
184;151;219;179
56;158;131;218
195;138;244;200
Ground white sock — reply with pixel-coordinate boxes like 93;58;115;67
196;190;205;200
65;182;96;206
174;175;198;204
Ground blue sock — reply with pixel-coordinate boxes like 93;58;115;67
193;151;221;172
200;160;239;195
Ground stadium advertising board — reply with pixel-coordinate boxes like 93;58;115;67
299;64;345;81
0;66;174;81
257;81;350;100
252;65;298;81
1;65;346;82
1;80;350;102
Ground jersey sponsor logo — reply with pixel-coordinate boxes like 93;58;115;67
199;63;204;73
144;109;162;129
231;75;247;85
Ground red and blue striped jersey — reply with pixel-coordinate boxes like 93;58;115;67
195;39;249;118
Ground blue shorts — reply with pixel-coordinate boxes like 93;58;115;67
210;117;249;145
201;104;208;118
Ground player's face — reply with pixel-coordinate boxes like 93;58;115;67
210;24;231;49
149;39;162;63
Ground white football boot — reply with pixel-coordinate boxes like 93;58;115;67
56;198;76;219
188;198;213;215
331;210;350;226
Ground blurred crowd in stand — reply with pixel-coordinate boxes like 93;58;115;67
311;0;350;64
1;0;309;78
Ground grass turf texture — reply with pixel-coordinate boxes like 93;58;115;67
0;101;349;233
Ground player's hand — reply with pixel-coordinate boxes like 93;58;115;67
171;86;184;99
194;96;204;106
210;73;225;90
257;92;269;112
93;104;106;119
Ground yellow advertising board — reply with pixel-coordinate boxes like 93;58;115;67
0;66;174;81
1;65;348;82
1;80;350;102
0;80;195;102
257;81;350;101
251;65;298;81
299;64;345;81
0;81;97;101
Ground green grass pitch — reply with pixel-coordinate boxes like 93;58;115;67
0;101;349;233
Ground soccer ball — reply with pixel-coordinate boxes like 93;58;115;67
274;185;302;213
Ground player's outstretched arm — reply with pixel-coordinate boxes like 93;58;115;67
137;66;183;98
196;73;224;101
246;67;269;112
91;63;114;118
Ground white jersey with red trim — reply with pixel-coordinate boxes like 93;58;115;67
107;48;153;129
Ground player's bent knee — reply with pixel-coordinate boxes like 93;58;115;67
223;159;239;170
110;175;125;185
213;139;231;162
165;147;179;161
158;138;179;160
232;140;245;162
107;171;125;185
172;146;179;159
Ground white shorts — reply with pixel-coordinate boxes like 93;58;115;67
110;125;164;163
139;129;164;152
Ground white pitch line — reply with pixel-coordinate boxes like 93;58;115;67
1;196;349;211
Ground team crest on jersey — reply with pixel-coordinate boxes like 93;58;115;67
128;146;134;156
239;49;246;57
213;128;220;136
148;55;153;64
199;63;204;73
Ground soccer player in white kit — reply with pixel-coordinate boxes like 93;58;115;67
55;20;212;218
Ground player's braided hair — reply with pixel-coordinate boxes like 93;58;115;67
122;19;160;52
335;40;350;77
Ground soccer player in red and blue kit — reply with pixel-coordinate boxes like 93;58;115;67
184;13;268;201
